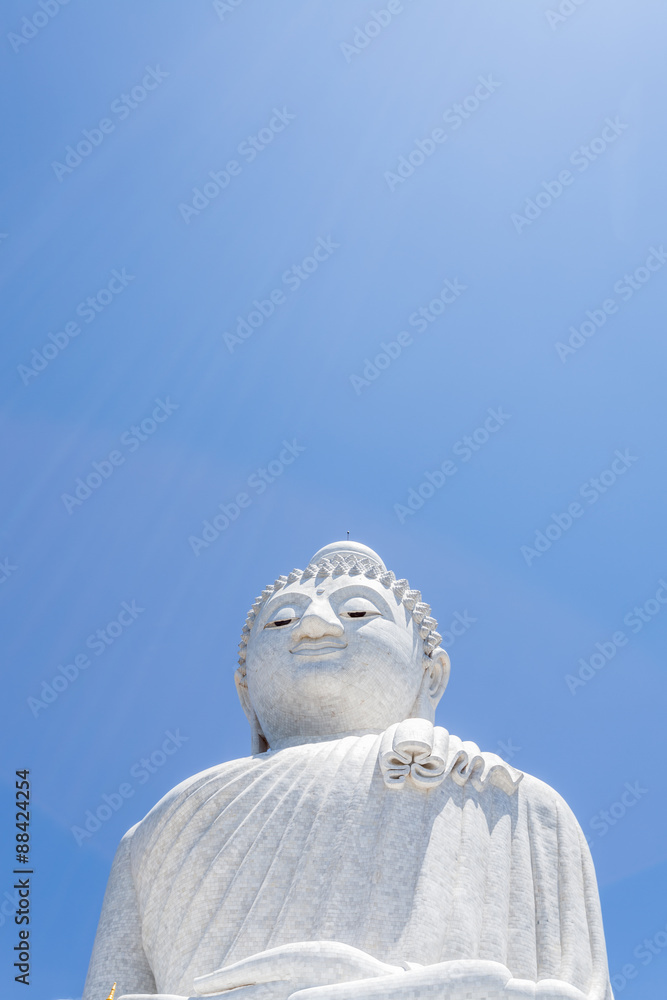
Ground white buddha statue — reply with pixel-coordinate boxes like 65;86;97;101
83;541;613;1000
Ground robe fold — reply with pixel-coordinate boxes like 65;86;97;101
82;730;613;1000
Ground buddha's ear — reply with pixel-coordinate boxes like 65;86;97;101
234;668;270;754
234;667;254;721
424;647;450;706
409;647;451;721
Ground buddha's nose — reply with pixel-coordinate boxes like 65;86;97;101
293;610;344;641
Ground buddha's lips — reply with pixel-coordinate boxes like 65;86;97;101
290;639;348;655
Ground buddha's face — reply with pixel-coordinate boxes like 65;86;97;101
244;574;447;749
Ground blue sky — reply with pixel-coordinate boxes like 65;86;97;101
1;1;666;997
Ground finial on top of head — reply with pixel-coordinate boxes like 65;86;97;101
309;540;386;570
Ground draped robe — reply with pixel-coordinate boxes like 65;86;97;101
82;729;613;1000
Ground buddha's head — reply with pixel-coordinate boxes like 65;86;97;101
236;541;450;752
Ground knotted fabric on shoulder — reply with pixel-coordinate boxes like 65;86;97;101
379;720;523;794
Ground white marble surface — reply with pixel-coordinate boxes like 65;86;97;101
83;541;614;1000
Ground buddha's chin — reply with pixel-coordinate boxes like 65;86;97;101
288;661;355;702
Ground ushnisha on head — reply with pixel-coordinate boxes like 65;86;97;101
236;541;451;753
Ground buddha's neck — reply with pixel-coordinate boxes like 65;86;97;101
268;729;384;752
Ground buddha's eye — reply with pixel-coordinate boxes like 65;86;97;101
338;598;382;620
264;608;300;629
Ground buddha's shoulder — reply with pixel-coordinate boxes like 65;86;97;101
123;752;263;847
510;765;584;829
